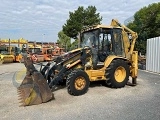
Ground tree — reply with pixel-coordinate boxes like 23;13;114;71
57;31;71;52
127;2;160;54
63;6;102;39
70;39;79;50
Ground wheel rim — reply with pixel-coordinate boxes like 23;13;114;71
75;76;86;90
114;66;126;82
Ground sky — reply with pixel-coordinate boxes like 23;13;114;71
0;0;159;42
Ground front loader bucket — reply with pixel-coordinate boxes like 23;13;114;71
17;55;53;106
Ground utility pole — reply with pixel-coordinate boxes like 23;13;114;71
42;34;45;47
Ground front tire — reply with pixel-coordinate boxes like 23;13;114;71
105;59;129;88
66;69;90;96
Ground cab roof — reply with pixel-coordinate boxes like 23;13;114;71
81;24;122;32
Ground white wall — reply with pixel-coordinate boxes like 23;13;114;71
146;37;160;73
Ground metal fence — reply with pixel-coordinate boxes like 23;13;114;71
146;36;160;73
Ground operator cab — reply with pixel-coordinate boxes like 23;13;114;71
80;25;124;68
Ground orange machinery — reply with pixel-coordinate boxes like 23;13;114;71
23;42;65;62
41;46;53;61
52;47;65;59
27;42;44;62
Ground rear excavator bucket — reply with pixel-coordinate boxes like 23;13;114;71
17;55;53;106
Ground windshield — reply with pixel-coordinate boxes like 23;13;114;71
28;48;41;53
47;49;52;54
81;29;99;48
0;51;10;55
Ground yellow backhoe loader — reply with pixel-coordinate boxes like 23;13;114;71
17;19;138;106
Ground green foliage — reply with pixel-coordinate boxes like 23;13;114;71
127;2;160;54
57;31;71;52
135;40;146;55
70;39;79;50
63;6;102;39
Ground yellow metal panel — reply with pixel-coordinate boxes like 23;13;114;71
130;51;138;78
0;54;4;64
70;48;82;53
104;55;126;68
0;39;28;44
3;55;14;63
104;55;117;67
85;69;106;81
85;55;128;81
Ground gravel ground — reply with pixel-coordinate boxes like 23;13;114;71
0;63;160;120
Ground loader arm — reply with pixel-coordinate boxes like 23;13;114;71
47;48;90;88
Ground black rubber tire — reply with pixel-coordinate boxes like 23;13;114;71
66;69;90;96
105;59;129;88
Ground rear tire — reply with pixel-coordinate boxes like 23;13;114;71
66;69;90;96
105;59;129;88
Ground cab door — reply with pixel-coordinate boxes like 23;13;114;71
112;28;124;57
